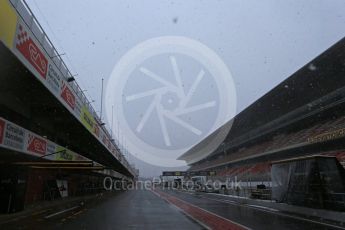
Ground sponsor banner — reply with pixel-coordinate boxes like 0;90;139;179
111;147;117;157
0;118;5;144
162;171;216;177
0;117;93;163
46;143;88;161
0;0;17;48
74;97;82;118
61;82;76;110
103;136;110;151
46;63;62;96
46;141;57;155
115;151;120;159
99;130;105;145
3;5;129;172
26;133;47;155
118;154;122;163
54;146;74;161
308;128;345;143
3;122;25;151
81;106;95;133
94;124;100;138
15;23;48;79
26;132;47;155
102;133;107;145
44;141;57;160
162;171;185;176
56;180;68;198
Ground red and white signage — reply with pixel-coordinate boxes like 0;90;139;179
11;20;129;173
56;180;68;198
27;134;47;155
16;24;48;79
0;119;5;144
61;83;76;109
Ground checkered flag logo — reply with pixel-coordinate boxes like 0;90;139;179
27;133;34;146
17;25;29;44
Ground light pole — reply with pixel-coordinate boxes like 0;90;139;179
117;110;120;146
100;78;104;120
111;105;114;138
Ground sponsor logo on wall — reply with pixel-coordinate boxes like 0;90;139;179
102;135;108;146
0;118;91;163
94;125;100;138
54;146;73;161
16;24;48;79
12;23;122;168
61;83;76;109
81;106;95;132
0;0;18;48
3;123;25;150
74;98;82;118
10;21;126;170
56;180;68;198
46;141;57;159
56;150;73;161
0;119;5;144
47;63;61;95
27;134;47;155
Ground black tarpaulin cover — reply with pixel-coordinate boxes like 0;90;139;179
271;156;345;211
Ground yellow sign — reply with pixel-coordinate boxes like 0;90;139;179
55;146;75;161
308;127;345;143
0;0;17;48
80;106;95;133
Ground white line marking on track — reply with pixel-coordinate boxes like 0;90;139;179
196;194;345;230
44;206;79;219
246;204;278;212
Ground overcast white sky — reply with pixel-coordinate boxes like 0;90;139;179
26;0;345;177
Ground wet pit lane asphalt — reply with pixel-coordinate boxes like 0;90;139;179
1;189;344;230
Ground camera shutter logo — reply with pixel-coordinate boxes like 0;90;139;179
106;36;236;167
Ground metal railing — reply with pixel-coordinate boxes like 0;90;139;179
10;0;99;122
9;0;133;175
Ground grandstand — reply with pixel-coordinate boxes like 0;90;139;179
181;36;345;184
